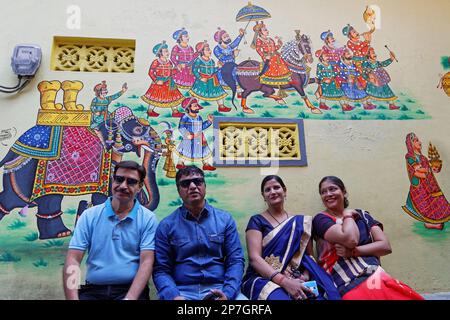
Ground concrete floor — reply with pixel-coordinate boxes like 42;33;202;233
422;292;450;300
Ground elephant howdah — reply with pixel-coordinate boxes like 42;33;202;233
0;80;163;240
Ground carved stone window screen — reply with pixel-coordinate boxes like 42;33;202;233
51;36;135;73
213;117;308;167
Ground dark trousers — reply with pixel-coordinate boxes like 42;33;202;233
78;283;150;300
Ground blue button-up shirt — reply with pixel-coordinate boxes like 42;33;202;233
153;202;245;300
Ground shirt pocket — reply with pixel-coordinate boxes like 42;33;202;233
208;234;225;256
169;237;190;248
209;234;224;244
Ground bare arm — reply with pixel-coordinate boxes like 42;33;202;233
63;249;85;300
305;239;313;256
246;230;274;278
335;226;392;258
353;226;392;257
323;210;360;248
125;250;154;300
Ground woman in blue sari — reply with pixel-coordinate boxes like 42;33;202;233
242;175;340;300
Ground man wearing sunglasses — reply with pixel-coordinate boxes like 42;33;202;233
153;165;247;300
63;160;158;300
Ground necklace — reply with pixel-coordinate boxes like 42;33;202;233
266;210;288;226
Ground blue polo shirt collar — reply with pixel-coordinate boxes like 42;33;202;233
105;197;139;220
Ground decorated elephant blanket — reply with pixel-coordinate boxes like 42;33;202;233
11;125;63;159
28;126;111;200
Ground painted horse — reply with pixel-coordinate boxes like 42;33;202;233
221;31;321;114
0;106;163;239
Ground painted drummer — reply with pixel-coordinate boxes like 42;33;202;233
362;47;400;110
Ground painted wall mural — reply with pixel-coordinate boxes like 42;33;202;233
174;97;216;171
0;80;164;239
438;56;450;97
402;133;450;231
133;3;428;121
1;1;448;298
0;127;16;146
0;1;437;250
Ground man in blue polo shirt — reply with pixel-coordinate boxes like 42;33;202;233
62;160;158;300
153;165;246;300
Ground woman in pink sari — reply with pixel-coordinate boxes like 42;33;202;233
402;132;450;230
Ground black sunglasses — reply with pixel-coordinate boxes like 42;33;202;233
112;175;140;186
178;178;205;189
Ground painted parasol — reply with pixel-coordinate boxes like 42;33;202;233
236;2;271;43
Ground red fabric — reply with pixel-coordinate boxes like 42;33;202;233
255;37;290;79
201;133;207;146
317;212;340;274
199;72;220;87
46;127;104;185
342;268;424;300
142;59;184;106
346;39;370;59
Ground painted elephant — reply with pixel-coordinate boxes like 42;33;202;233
0;106;163;239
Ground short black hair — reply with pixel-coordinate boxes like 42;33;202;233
175;165;205;188
261;175;287;193
113;160;146;183
319;175;349;208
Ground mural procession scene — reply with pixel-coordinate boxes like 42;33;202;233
0;0;449;299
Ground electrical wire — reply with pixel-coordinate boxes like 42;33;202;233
0;76;22;90
0;76;33;93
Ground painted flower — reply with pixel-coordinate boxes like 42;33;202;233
71;151;80;161
90;172;98;181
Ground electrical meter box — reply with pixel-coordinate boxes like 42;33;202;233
10;44;42;76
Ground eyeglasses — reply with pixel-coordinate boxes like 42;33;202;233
112;175;140;186
178;178;205;189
